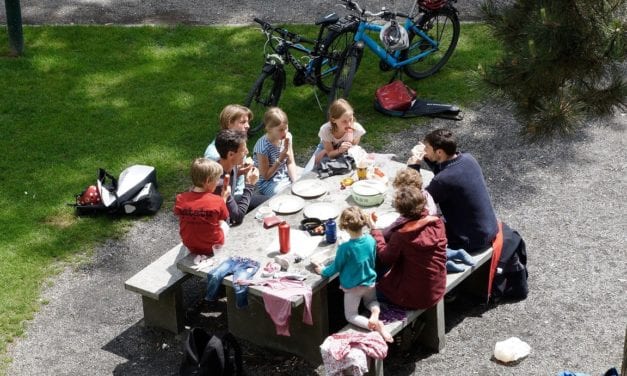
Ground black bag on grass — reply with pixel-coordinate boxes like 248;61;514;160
374;96;463;120
179;328;244;376
72;165;163;216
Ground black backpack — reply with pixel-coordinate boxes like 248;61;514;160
72;165;163;216
491;223;529;302
316;154;355;178
374;96;463;120
180;328;245;376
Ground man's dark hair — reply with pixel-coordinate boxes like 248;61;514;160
424;128;457;156
215;129;247;159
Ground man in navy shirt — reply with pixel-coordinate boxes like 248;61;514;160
409;128;498;254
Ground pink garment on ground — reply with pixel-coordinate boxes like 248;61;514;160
261;278;313;336
319;330;388;376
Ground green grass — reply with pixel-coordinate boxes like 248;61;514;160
0;23;501;364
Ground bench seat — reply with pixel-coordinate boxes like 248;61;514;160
124;243;190;333
338;247;493;376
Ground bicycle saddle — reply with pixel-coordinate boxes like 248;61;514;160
315;12;340;26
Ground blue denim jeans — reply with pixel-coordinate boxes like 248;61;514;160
206;256;260;309
446;247;476;273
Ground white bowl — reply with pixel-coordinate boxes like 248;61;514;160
351;180;387;207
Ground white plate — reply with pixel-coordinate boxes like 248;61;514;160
303;202;340;221
268;195;305;214
291;179;328;198
374;211;400;229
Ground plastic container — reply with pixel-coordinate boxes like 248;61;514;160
278;221;290;253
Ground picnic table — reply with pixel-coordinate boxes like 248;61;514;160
177;157;432;363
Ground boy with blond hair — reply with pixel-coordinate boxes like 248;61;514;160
174;158;229;256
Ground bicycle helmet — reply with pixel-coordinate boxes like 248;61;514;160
379;20;409;51
418;0;448;11
78;185;102;206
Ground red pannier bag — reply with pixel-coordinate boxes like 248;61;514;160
375;80;417;111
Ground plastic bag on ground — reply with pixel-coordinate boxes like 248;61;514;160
493;336;531;363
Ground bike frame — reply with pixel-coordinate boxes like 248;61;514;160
265;36;340;90
353;17;439;69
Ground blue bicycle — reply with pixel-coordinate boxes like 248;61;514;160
328;0;460;101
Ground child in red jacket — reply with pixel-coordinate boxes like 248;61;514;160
372;186;447;310
174;158;229;256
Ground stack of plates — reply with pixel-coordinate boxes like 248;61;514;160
268;195;305;214
291;179;328;198
303;202;340;221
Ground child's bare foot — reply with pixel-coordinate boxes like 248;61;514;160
373;320;393;343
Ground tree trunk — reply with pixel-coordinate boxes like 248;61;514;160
5;0;24;56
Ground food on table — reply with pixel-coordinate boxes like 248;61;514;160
340;177;354;189
373;167;385;177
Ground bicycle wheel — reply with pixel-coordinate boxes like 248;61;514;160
314;29;356;93
244;67;285;135
401;9;460;79
328;45;361;104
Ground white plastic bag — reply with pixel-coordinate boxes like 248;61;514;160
493;337;531;363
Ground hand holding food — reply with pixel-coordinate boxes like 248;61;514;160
411;142;426;160
340;141;352;153
239;156;255;175
246;167;259;185
364;211;377;229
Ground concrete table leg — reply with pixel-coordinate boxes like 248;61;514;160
141;286;185;334
416;300;445;352
225;285;330;364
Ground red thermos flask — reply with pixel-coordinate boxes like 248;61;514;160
278;221;290;254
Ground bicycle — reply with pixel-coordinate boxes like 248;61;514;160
328;0;460;102
244;15;355;135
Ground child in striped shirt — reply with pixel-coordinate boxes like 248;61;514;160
252;107;298;196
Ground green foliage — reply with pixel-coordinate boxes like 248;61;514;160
481;0;627;138
0;23;496;360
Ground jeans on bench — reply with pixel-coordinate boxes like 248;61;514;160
206;257;260;309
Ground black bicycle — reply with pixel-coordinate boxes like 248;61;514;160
244;14;356;135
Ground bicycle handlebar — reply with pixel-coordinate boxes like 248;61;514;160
253;18;316;45
339;0;409;20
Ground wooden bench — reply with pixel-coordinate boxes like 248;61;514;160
338;247;494;376
124;243;191;333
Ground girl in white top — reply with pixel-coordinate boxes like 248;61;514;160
252;107;297;196
314;99;366;164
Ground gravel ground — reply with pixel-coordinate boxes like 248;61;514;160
1;0;487;25
4;0;627;375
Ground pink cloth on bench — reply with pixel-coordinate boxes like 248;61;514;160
320;330;388;376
